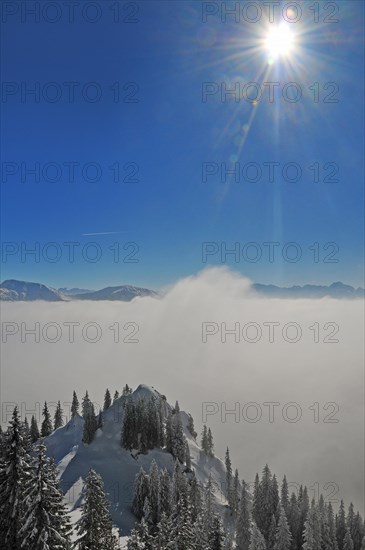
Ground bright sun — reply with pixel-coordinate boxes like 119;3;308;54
265;24;294;60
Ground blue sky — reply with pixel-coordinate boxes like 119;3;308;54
1;0;364;290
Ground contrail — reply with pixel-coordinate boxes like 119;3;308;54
82;231;123;236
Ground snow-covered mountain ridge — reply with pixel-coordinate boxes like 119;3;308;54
44;384;229;537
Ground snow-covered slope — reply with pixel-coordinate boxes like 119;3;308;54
0;279;65;301
44;384;228;537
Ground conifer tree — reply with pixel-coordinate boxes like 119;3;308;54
347;504;355;534
207;428;214;457
185;440;192;471
253;473;261;526
122;384;132;396
255;464;277;540
0;407;31;549
103;389;112;410
281;476;289;515
189;471;202;522
122;398;137;450
303;504;322;550
272;475;280;520
20;442;72;549
133;468;149;519
274;505;292;550
75;469;117;550
172;460;189;509
322;510;336;550
287;492;300;550
298;486;310;548
81;391;91;418
54;400;64;430
187;413;197;440
343;529;355;550
236;480;251;550
71;391;79;417
225;447;233;508
360;536;365;550
201;425;208;453
210;514;226;550
143;497;153;532
148;460;160;527
268;514;277;550
22;418;32;454
155;512;173;549
337;501;347;550
232;469;241;513
41;402;53;437
82;402;97;444
352;512;364;550
127;518;150;550
113;390;119;401
249;523;267;550
30;415;40;443
170;401;185;463
327;502;339;550
159;469;172;518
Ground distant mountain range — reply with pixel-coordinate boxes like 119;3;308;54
253;281;365;299
0;278;363;302
0;279;157;302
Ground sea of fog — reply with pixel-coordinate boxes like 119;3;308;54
1;267;364;513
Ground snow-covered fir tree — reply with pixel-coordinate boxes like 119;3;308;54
281;476;290;516
74;468;118;550
103;388;112;410
41;402;53;437
225;447;233;508
20;442;72;549
54;400;64;430
232;469;241;514
133;467;149;519
236;480;251;550
303;503;322;550
267;514;277;550
82;401;97;444
122;384;133;396
249;523;267;550
30;414;40;443
343;529;355;550
71;390;79;417
201;425;208;453
207;427;214;457
274;505;292;550
337;501;347;550
187;413;197;440
0;407;31;549
168;401;186;463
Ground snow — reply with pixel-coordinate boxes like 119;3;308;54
43;384;230;538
